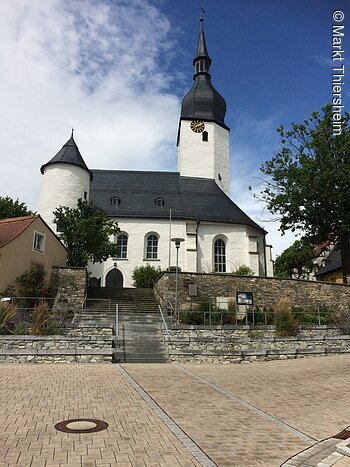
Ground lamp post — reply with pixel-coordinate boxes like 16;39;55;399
171;237;184;320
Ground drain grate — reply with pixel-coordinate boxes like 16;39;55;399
334;429;350;440
54;418;108;434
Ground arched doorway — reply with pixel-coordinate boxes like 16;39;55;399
105;269;123;288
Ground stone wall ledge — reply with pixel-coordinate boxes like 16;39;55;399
169;324;338;331
0;349;112;356
0;335;113;342
169;347;349;357
165;335;350;344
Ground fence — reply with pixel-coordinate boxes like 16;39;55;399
175;301;346;328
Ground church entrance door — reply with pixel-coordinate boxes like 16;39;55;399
105;269;123;288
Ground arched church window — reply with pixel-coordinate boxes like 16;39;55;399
202;131;208;142
116;234;128;259
155;197;165;207
146;234;158;259
214;239;226;273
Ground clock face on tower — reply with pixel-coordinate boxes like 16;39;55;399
190;120;205;133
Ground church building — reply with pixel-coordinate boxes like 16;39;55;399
38;18;273;288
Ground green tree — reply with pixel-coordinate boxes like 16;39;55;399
53;199;119;267
274;240;316;279
260;105;350;282
132;264;162;288
0;196;32;219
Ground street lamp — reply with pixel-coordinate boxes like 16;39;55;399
171;237;184;319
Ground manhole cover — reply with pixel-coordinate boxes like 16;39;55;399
334;429;350;440
54;418;108;434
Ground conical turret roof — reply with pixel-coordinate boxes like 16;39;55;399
40;131;93;180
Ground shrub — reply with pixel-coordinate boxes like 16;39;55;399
16;262;47;298
179;311;204;325
0;301;18;334
132;264;162;288
232;265;255;276
291;304;337;325
274;297;298;336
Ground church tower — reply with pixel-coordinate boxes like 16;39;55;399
177;18;230;196
38;131;92;232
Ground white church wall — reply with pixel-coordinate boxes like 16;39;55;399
196;222;262;274
178;120;230;195
38;164;90;232
88;217;188;288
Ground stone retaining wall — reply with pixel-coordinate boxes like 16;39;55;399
155;272;350;311
164;326;350;363
50;267;87;310
0;334;113;363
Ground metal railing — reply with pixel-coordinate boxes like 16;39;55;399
174;302;342;328
158;304;169;337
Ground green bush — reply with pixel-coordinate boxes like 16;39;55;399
179;311;204;325
292;304;337;325
132;264;162;288
16;262;47;298
232;265;255;276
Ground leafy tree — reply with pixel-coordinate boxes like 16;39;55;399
53;199;119;267
132;264;162;288
260;105;350;282
0;196;32;219
274;240;316;279
232;265;255;276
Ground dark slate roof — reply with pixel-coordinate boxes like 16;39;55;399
180;75;227;127
89;170;263;230
315;248;342;276
194;17;210;61
180;19;227;130
40;133;93;180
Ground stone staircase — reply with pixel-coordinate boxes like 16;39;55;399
115;312;168;363
81;287;168;363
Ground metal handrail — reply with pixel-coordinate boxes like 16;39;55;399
158;305;169;337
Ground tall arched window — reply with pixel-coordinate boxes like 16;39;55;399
214;239;226;273
146;234;158;259
116;234;128;259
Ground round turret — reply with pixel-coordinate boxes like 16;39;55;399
37;131;92;231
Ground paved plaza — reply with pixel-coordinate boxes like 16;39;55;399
1;356;350;466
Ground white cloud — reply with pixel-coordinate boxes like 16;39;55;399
0;0;180;210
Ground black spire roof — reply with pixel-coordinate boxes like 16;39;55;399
180;18;228;130
40;131;93;180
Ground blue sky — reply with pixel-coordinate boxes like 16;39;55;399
0;0;348;256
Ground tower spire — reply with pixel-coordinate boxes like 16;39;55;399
193;17;211;77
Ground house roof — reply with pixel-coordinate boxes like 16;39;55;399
315;248;342;276
89;170;264;231
40;131;93;180
0;215;37;248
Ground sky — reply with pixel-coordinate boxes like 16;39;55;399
1;0;349;257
